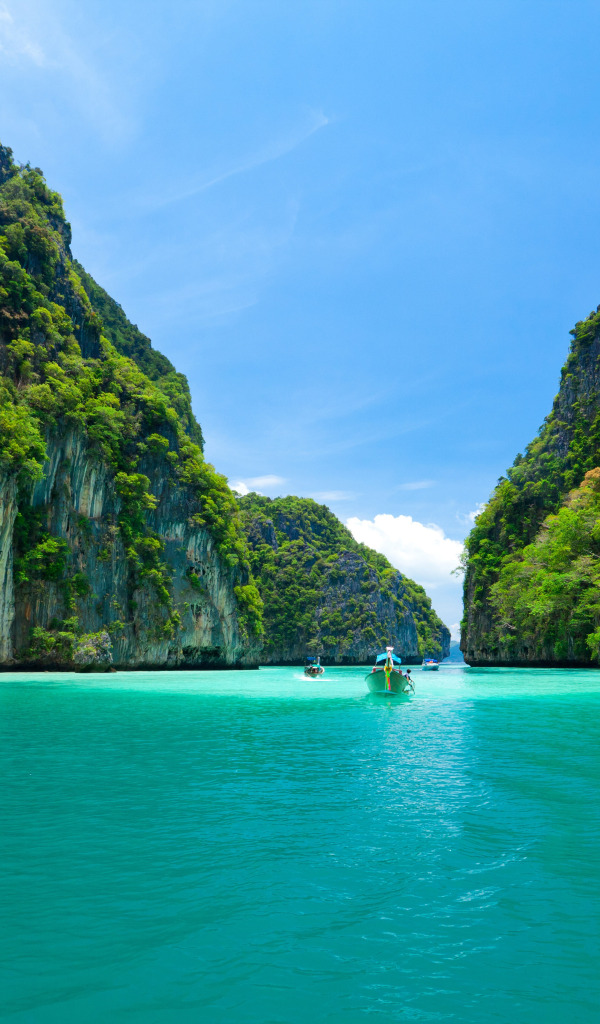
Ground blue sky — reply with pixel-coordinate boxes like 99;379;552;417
2;0;600;632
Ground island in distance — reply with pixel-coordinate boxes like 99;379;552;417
0;143;449;671
239;493;449;665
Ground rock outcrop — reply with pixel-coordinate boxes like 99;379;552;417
0;142;262;669
2;430;260;669
0;470;17;661
462;305;600;666
240;494;450;664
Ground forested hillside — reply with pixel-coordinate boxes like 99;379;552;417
462;306;600;665
239;493;450;664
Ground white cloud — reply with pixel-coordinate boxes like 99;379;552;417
248;475;285;489
448;623;461;641
347;513;463;589
397;479;435;491
230;474;286;496
310;490;355;502
456;502;486;526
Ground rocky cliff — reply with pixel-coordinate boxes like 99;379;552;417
0;141;448;672
462;304;600;666
6;429;261;669
0;143;262;669
240;494;450;664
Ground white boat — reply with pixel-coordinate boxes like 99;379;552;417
365;646;414;696
422;659;439;671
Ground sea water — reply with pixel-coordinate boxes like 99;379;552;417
1;665;599;1023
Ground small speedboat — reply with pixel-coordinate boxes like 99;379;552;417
422;658;439;671
304;656;324;677
365;646;413;696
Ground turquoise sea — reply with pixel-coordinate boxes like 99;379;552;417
1;664;599;1023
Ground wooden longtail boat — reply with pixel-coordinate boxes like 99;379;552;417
365;646;412;696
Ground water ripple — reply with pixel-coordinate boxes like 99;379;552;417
1;664;599;1022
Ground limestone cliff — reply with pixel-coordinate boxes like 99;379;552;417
5;430;259;669
0;143;262;669
462;304;600;666
240;494;450;664
0;140;447;671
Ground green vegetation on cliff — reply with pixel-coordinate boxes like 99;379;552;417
239;493;448;661
0;142;262;656
462;305;600;664
73;261;203;446
489;469;600;661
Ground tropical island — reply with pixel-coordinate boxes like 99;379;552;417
0;143;449;670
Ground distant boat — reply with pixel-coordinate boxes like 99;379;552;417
365;646;413;696
304;656;324;678
422;658;439;671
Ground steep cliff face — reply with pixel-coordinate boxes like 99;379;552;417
0;142;262;669
0;141;449;671
240;494;450;664
0;470;17;660
5;430;259;668
462;306;600;666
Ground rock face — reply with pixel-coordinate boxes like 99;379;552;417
259;548;422;664
0;471;17;661
1;431;260;669
0;142;262;670
461;306;600;666
240;494;450;665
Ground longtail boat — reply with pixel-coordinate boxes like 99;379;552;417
365;646;412;696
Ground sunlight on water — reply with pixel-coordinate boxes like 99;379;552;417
2;664;599;1023
6;662;600;699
